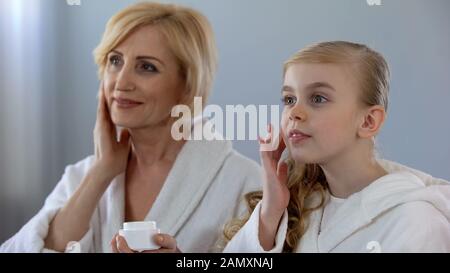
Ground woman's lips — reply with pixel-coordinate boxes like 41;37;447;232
288;129;311;143
113;97;143;109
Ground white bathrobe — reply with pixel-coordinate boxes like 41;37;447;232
224;160;450;253
0;137;262;253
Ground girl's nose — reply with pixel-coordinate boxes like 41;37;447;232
289;104;307;122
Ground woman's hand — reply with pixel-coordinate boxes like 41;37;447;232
258;124;289;250
44;82;132;252
111;233;181;253
92;81;131;182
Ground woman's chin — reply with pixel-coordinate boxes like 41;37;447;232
111;118;137;129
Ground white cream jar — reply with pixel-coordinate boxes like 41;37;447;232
118;221;161;252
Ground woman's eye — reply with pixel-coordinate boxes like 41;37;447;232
140;62;158;72
311;95;328;104
282;95;296;105
109;55;122;66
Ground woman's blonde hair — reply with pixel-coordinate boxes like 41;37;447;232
223;41;390;252
93;1;218;110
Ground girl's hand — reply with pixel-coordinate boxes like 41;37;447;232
259;124;289;220
111;233;181;253
258;124;289;250
92;81;131;182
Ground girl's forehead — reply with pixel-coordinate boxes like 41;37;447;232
284;62;358;92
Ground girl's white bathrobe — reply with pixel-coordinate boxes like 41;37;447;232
0;138;262;253
224;160;450;253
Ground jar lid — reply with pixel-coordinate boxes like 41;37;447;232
123;221;157;230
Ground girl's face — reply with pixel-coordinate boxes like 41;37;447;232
103;24;186;129
281;63;367;164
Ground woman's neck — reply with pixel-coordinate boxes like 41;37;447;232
128;120;186;169
319;142;387;199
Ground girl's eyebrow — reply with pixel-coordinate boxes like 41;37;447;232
305;81;336;92
281;85;294;93
281;82;335;93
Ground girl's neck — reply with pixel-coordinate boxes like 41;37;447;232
319;143;387;199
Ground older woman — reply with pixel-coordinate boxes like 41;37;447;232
0;2;261;253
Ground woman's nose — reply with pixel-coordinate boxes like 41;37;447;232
115;65;136;92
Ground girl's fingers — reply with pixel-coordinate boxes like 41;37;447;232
277;160;288;184
116;235;134;253
274;132;286;158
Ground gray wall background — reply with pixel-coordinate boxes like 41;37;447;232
1;0;449;244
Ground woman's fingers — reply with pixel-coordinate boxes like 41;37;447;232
141;234;180;253
154;234;177;250
111;233;180;253
116;235;134;253
96;81;104;119
119;129;130;146
110;234;119;253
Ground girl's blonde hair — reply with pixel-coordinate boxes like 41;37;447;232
93;1;218;110
223;41;390;252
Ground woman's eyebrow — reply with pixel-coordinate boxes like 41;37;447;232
110;50;165;66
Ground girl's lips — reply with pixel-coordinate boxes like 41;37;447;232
113;97;143;109
288;129;311;143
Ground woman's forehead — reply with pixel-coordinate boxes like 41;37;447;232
113;25;172;60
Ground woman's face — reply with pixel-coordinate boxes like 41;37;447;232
103;24;186;129
281;63;366;164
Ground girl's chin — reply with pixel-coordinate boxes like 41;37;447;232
289;151;316;165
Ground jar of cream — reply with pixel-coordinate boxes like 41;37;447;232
118;221;161;252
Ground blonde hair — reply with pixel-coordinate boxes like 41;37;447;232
93;1;218;110
223;41;390;252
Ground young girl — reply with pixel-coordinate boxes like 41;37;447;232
223;41;450;253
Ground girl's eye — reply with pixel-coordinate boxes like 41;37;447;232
109;55;122;66
311;95;328;104
139;62;158;73
282;95;297;106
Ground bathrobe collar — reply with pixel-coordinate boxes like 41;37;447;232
302;171;449;252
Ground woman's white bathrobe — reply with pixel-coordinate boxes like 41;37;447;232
224;160;450;253
0;138;262;253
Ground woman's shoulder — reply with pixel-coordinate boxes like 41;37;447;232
54;155;96;192
62;155;96;175
223;149;261;175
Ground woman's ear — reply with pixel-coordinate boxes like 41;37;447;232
357;105;386;138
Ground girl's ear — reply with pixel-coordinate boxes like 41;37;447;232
357;105;386;139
